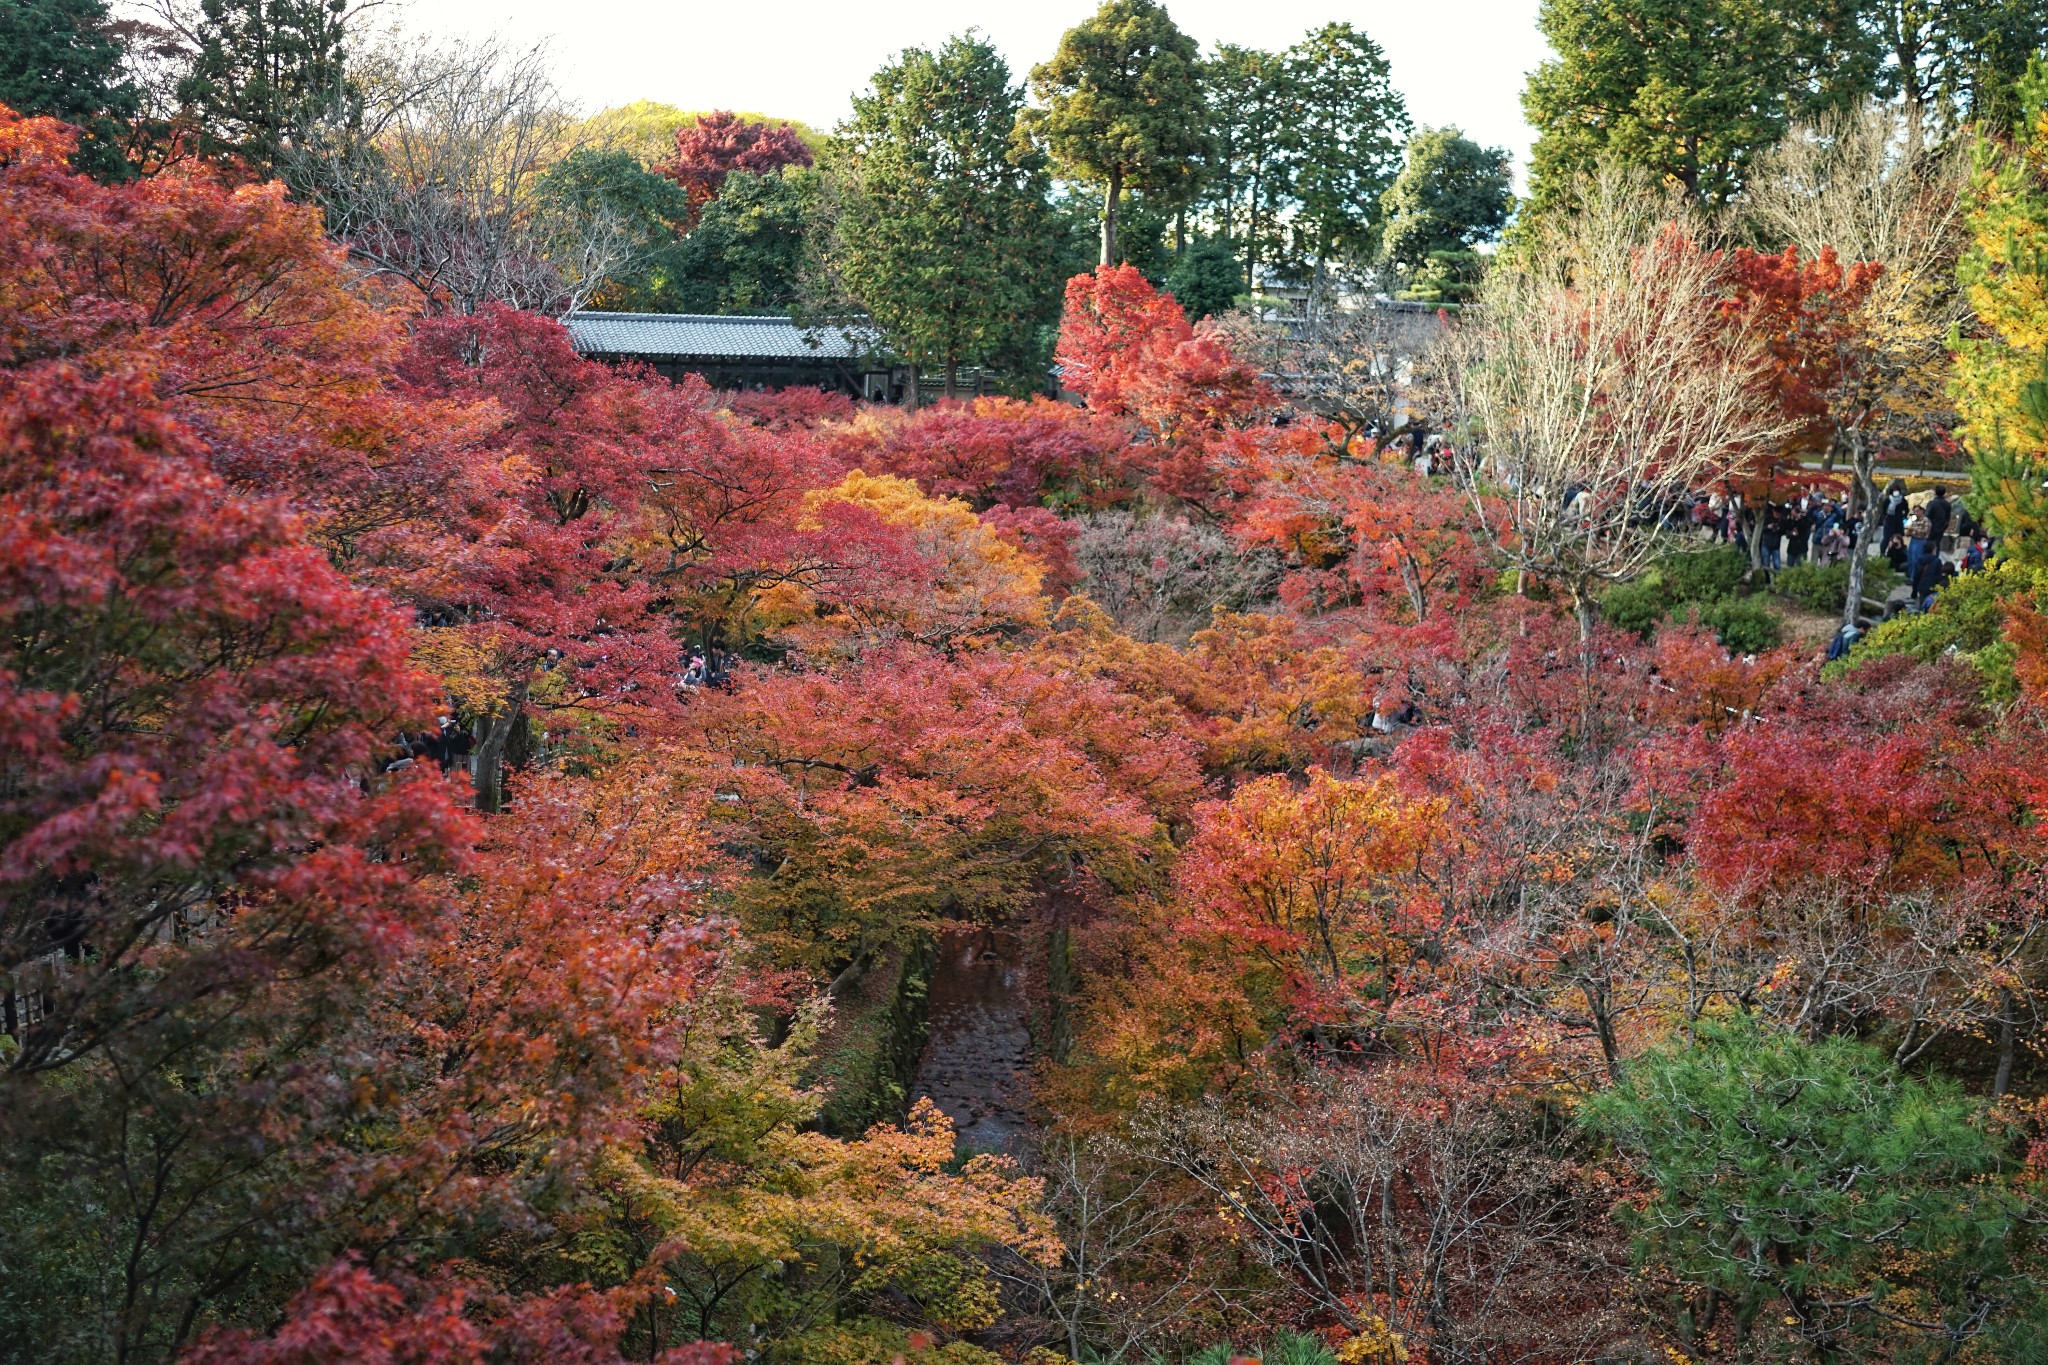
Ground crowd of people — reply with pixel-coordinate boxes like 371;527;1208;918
1690;478;1992;610
385;715;474;774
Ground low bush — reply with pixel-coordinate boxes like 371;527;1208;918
1600;578;1670;638
1659;547;1748;603
1693;596;1783;654
1834;559;2048;702
1599;548;1754;637
1773;558;1896;613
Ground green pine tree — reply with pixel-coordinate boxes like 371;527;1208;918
178;0;350;175
0;0;139;180
1378;126;1513;287
1582;1019;2041;1358
830;33;1063;398
1022;0;1211;268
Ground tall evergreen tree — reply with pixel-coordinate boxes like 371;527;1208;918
1200;43;1297;291
831;34;1063;398
178;0;350;174
1278;22;1410;277
1379;126;1513;302
1869;0;2048;134
1523;0;1875;211
1022;0;1211;268
0;0;138;180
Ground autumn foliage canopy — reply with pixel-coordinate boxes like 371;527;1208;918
4;98;2048;1365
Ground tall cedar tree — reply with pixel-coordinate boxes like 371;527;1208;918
0;0;137;180
179;0;350;175
1023;0;1211;268
1522;0;1873;211
830;35;1062;399
1200;43;1297;291
1277;22;1410;276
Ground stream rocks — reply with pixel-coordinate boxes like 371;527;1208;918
910;926;1032;1155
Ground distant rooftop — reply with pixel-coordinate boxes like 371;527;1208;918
564;312;884;362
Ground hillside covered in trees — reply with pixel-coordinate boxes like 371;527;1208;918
7;2;2048;1364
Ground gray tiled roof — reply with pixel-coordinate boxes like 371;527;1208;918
564;312;885;362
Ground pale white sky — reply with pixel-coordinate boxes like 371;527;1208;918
398;0;1550;181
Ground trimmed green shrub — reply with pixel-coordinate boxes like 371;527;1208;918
1772;558;1896;613
1599;548;1754;638
1658;546;1748;603
1599;578;1671;637
1693;596;1782;653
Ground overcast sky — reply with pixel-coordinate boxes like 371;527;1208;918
396;0;1551;182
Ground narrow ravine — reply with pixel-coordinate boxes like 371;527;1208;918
910;925;1033;1155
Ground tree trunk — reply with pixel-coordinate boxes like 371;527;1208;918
1584;974;1623;1084
1840;432;1877;633
1099;166;1122;267
944;354;957;401
1245;188;1260;293
1995;988;2017;1099
1572;584;1599;739
1174;206;1186;257
472;682;529;814
902;364;919;410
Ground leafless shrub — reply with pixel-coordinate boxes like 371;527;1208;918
1072;511;1281;644
995;1136;1252;1364
289;38;630;315
1135;1071;1639;1364
1216;292;1449;454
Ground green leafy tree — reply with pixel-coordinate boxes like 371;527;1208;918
1523;0;1874;211
1200;43;1297;292
0;0;137;180
1954;67;2048;563
1277;22;1410;277
1871;0;2048;133
1379;126;1512;286
178;0;350;174
668;168;820;314
1022;0;1211;268
1164;237;1241;319
1582;1019;2042;1359
831;33;1062;397
535;147;697;310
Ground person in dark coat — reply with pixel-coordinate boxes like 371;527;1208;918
1910;542;1944;609
1926;485;1952;551
1882;479;1909;545
1784;501;1814;566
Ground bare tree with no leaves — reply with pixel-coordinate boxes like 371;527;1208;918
288;37;634;316
1741;101;1971;632
1216;287;1448;456
994;1136;1238;1364
1446;171;1789;698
